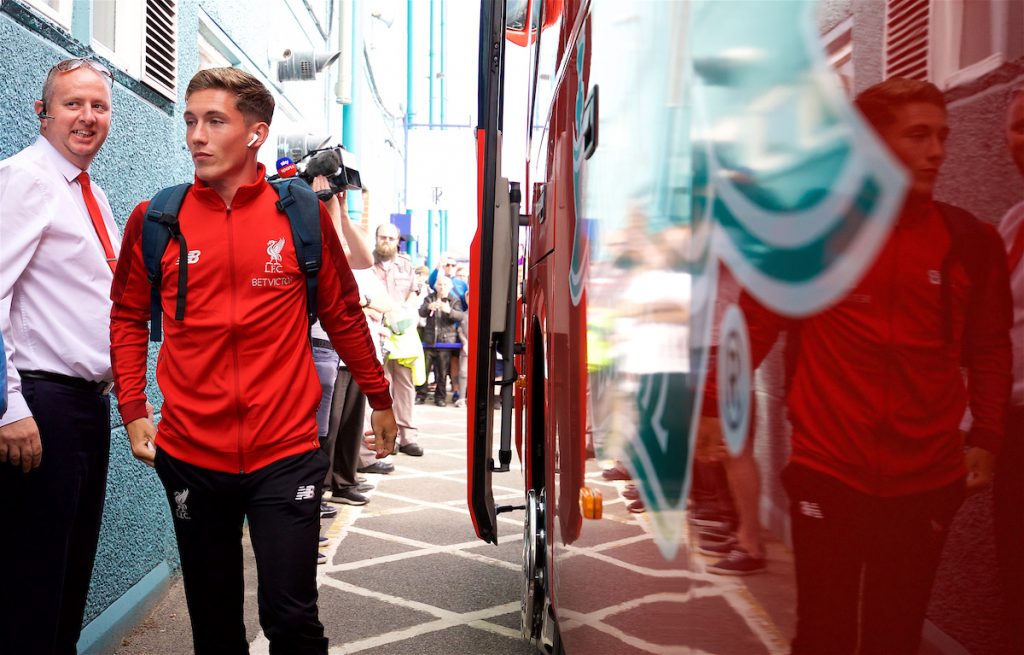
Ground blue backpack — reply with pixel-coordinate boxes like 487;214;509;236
141;178;323;341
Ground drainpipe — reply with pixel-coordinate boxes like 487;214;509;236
405;0;415;251
335;0;353;104
440;0;447;255
427;0;437;268
342;0;360;221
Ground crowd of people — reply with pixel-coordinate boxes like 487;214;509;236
0;62;468;655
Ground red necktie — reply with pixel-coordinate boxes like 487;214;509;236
77;172;117;273
1008;222;1024;273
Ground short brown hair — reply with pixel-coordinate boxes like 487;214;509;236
855;78;945;130
186;68;274;125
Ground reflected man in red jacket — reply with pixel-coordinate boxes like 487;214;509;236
704;78;1013;655
110;68;397;655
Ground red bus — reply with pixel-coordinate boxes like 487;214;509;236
467;1;1024;653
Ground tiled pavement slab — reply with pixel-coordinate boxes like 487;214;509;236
116;402;536;655
117;401;799;654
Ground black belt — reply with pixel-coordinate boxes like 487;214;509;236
311;338;334;351
19;370;113;395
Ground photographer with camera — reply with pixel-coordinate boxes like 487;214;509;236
416;276;465;407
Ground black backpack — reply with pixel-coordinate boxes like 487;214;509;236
141;178;322;341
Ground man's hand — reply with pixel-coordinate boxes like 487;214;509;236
439;299;451;314
312;176;347;220
965;446;996;494
0;417;42;472
366;408;398;458
126;417;158;467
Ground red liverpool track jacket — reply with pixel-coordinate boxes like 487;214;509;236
111;170;391;473
711;202;1012;497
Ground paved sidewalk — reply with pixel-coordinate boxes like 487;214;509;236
115;402;534;655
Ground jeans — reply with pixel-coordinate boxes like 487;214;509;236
312;346;339;439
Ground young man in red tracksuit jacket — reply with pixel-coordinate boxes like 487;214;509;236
110;68;397;655
703;78;1012;654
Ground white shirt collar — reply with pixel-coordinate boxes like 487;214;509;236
32;135;87;183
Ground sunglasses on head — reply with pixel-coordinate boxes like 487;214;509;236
51;58;114;86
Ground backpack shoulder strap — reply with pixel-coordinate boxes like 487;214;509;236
936;201;990;345
142;183;192;342
271;178;322;326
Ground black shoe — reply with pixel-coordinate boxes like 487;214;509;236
356;482;375;493
415;395;426;405
707;548;766;576
601;463;632;481
357;461;395;475
399;443;424;457
319;503;338;519
435;399;447;407
328;488;369;505
626;499;646;514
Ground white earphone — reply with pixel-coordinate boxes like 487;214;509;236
246;133;258;148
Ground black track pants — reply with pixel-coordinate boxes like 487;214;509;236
0;378;109;655
782;463;963;655
155;448;330;655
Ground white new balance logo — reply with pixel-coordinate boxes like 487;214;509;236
295;485;316;501
799;500;824;519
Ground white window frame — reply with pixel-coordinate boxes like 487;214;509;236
22;0;72;29
90;0;177;101
930;0;1009;90
90;0;146;80
822;16;854;97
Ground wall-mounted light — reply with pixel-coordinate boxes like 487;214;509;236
276;49;342;82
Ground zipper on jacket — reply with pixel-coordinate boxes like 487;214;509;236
226;206;247;473
876;225;903;493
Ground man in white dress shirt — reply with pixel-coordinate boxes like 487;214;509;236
995;86;1024;652
0;58;118;654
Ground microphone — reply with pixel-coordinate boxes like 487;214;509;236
275;157;297;178
305;149;341;178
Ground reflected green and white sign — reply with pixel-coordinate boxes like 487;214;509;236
584;0;907;560
690;0;906;316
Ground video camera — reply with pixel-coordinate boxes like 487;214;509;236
271;144;362;201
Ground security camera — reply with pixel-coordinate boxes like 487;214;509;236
276;49;341;82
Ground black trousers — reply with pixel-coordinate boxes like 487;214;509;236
0;377;110;655
155;448;330;655
322;368;365;493
417;347;452;401
997;407;1024;653
782;463;964;655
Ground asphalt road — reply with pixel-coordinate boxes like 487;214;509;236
115;401;536;655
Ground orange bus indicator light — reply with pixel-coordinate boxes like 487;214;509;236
580;487;603;520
